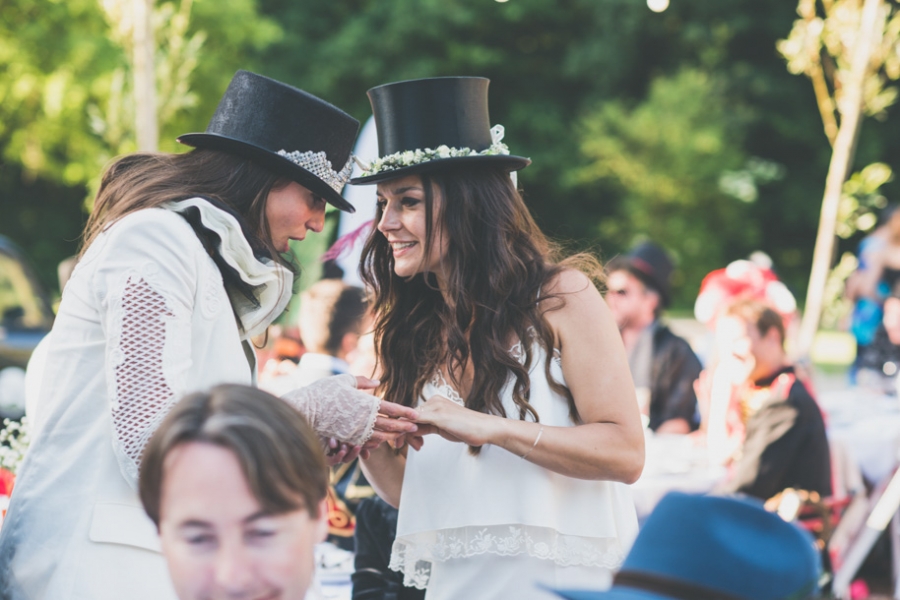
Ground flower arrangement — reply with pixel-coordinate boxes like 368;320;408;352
360;124;511;177
0;417;31;483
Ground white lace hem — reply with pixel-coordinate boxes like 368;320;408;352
388;524;626;590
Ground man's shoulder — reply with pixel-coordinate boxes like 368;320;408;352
652;324;701;361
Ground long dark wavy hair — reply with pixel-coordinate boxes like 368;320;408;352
361;166;602;450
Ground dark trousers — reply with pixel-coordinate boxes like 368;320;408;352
352;496;426;600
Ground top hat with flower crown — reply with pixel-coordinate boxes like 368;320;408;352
350;77;530;185
178;70;360;213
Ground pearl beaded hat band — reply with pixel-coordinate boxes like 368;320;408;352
179;70;360;213
276;149;355;195
350;76;530;185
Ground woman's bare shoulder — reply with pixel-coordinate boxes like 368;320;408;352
541;267;598;299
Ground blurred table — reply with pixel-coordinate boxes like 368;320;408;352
819;387;900;484
630;433;726;520
309;542;354;600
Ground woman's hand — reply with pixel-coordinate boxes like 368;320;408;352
414;395;500;447
370;399;419;442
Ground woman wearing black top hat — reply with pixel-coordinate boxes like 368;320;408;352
355;77;644;599
0;70;418;600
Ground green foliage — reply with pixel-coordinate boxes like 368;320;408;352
0;0;280;291
578;68;759;307
837;162;894;239
6;0;900;311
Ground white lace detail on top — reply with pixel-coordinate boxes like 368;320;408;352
429;370;464;405
389;525;626;589
280;374;380;446
109;274;182;484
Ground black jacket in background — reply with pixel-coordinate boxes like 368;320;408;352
718;367;832;501
648;325;703;431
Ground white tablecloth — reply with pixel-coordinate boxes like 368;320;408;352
818;387;900;484
309;542;354;600
630;433;725;519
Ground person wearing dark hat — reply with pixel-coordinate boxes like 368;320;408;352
354;77;644;599
605;242;702;434
0;70;419;600
548;491;822;600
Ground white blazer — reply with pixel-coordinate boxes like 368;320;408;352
0;203;292;599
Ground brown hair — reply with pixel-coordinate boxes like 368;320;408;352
726;299;786;346
80;149;289;263
298;279;369;355
139;384;328;526
360;166;602;452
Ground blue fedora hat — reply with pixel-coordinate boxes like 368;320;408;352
549;492;821;600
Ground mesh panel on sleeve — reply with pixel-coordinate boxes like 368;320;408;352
112;276;175;466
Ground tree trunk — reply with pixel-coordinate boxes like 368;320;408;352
796;0;885;357
133;0;158;151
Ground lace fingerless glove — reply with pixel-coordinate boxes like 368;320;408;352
281;374;380;446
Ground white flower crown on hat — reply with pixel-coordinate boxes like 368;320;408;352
358;124;511;177
276;149;355;194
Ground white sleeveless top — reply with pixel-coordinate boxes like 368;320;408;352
390;339;639;590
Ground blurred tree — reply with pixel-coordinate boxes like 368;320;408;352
0;0;279;293
577;68;761;308
253;0;835;307
8;0;900;312
778;0;900;352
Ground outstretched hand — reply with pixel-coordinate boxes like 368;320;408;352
412;395;497;447
368;399;420;447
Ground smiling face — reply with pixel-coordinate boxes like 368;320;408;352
375;174;449;279
265;181;327;253
158;442;327;600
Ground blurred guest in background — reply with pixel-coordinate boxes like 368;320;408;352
854;282;900;393
140;384;329;600
692;256;799;465
549;491;822;600
606;242;701;434
261;279;370;396
851;204;900;317
713;300;831;501
844;204;898;382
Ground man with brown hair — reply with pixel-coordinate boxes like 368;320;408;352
714;300;831;500
139;384;330;600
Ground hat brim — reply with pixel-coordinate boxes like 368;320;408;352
349;154;531;185
178;132;356;213
545;586;670;600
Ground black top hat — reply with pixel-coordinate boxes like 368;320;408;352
178;70;360;213
608;241;674;306
350;77;530;184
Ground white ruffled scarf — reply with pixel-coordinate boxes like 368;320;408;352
164;197;294;339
